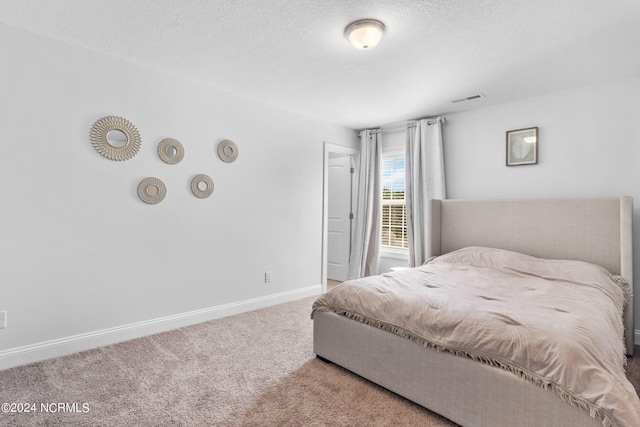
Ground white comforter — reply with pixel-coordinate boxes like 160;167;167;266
312;247;640;427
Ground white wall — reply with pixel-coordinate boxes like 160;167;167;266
443;74;640;328
0;23;355;367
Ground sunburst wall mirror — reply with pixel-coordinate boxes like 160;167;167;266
158;138;184;164
90;115;142;161
191;174;214;198
137;177;167;204
217;139;238;163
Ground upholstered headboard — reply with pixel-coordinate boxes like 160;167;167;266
427;197;634;355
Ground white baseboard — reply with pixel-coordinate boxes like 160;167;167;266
0;285;322;371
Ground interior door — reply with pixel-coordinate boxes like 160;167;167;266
327;155;353;281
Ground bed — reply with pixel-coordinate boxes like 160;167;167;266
312;197;638;427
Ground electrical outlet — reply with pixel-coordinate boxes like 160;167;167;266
0;311;6;329
265;271;272;283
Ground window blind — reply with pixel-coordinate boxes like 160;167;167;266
381;154;407;249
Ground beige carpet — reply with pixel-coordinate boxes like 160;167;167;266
0;296;455;426
327;280;342;290
0;296;638;426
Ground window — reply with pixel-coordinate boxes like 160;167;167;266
381;154;407;249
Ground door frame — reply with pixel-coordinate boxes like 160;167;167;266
322;142;358;293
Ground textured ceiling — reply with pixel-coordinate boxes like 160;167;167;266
1;0;639;129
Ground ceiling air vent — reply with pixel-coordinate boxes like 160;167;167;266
451;93;485;104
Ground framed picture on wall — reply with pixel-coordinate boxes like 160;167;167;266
506;127;538;166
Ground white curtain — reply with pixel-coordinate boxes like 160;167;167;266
348;130;382;279
405;118;446;267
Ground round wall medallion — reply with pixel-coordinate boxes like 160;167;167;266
190;174;214;198
157;138;185;164
90;116;141;161
217;139;238;163
137;177;167;204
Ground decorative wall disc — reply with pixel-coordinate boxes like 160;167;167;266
157;138;185;164
190;174;214;198
90;115;141;161
137;177;167;204
217;139;238;163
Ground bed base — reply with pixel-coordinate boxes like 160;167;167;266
314;311;601;427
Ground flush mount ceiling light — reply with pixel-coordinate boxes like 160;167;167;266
345;19;385;50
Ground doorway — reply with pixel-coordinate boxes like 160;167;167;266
327;153;353;282
322;142;357;293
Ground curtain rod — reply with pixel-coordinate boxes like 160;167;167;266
366;116;446;134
